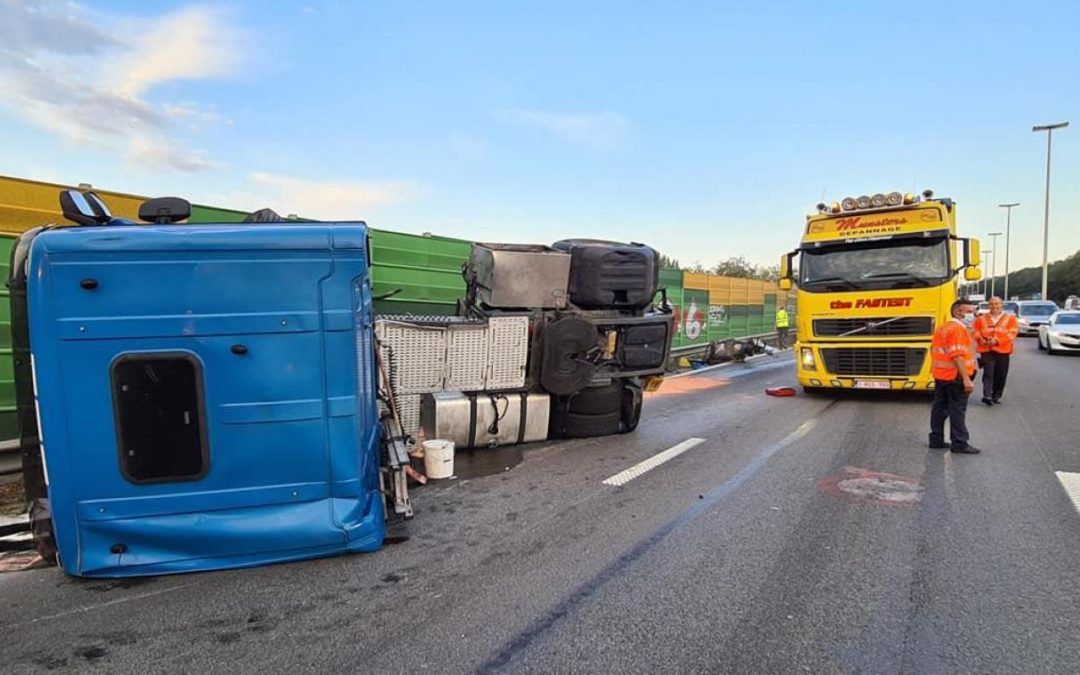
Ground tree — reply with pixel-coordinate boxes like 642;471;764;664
991;249;1080;302
711;256;779;282
759;264;781;283
659;254;681;270
712;256;757;278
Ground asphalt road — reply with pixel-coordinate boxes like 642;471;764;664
2;339;1079;674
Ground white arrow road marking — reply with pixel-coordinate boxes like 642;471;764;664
602;437;707;487
1056;471;1080;514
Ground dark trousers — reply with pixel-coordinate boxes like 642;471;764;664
980;351;1010;401
777;327;789;348
929;377;970;449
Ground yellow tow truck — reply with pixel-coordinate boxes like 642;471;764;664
778;190;982;392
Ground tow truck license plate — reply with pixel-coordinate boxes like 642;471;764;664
854;380;891;390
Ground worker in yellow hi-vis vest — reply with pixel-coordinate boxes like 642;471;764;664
775;307;790;349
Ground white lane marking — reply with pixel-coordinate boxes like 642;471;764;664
1055;472;1080;514
602;438;706;487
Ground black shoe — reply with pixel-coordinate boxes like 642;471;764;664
951;445;982;454
981;398;993;406
929;442;950;449
991;398;1001;405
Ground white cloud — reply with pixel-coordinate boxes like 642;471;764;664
111;6;241;98
0;1;243;172
218;172;418;219
130;136;222;172
496;109;631;150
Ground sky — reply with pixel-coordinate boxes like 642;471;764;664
1;0;1079;272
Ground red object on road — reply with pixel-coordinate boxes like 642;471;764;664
404;465;428;485
765;387;798;397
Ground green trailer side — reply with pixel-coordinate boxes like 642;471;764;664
369;229;471;316
0;234;15;442
188;204;251;224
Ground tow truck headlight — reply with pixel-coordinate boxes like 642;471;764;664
801;348;816;369
841;197;857;211
870;193;887;207
856;195;871;209
887;191;903;206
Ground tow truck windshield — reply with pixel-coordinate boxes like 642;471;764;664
799;237;949;292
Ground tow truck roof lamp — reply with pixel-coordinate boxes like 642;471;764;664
828;189;928;215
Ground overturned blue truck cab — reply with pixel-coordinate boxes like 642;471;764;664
11;194;385;577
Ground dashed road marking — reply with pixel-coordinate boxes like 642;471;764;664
1055;471;1080;514
602;437;706;487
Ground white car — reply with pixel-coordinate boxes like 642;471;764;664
1016;300;1059;336
1038;311;1080;354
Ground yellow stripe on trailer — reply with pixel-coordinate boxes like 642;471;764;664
0;174;148;233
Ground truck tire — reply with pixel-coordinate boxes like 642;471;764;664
549;403;623;438
566;382;623;415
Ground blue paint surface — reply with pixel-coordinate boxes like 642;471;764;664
28;223;384;577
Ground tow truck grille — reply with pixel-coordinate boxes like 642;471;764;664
819;347;926;377
814;317;934;337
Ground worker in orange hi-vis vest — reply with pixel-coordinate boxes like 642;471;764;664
928;298;980;454
973;296;1019;406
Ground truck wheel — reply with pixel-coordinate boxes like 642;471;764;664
550;409;622;438
566;382;624;415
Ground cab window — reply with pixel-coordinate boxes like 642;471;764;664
112;354;208;483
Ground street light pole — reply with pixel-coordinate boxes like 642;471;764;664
987;232;1002;297
1033;122;1069;301
981;251;992;296
998;203;1019;299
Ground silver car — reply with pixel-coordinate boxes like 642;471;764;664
1038;311;1080;354
1016;300;1059;336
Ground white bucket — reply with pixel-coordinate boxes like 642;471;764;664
422;440;455;479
